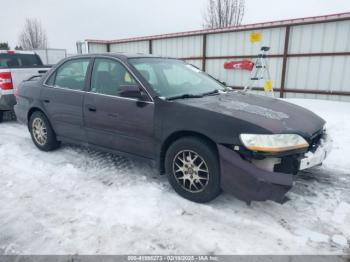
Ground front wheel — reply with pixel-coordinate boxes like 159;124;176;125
165;137;221;203
29;111;60;151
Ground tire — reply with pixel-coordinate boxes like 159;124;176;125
0;111;3;123
165;136;221;203
10;110;17;121
29;111;60;151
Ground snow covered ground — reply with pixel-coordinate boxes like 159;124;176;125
0;98;349;255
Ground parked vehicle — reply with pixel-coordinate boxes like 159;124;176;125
0;50;50;122
14;54;332;203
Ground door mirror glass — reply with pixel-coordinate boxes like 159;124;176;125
119;85;145;100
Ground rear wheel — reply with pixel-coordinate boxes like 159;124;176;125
29;111;60;151
165;137;221;203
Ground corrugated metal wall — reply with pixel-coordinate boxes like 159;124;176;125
88;43;108;53
284;20;350;101
152;35;203;58
110;41;149;54
85;13;350;101
34;49;67;65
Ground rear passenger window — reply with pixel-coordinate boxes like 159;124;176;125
54;59;90;90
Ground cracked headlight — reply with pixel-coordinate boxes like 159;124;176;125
240;134;309;153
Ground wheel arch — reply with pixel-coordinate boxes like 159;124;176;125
27;107;52;131
159;130;218;174
27;107;45;122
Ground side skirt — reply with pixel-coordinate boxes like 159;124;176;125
57;135;157;168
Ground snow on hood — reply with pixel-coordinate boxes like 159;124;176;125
177;92;325;137
209;97;289;121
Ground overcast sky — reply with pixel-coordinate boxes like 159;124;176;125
1;0;350;53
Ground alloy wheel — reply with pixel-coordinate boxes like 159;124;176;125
172;150;210;193
32;117;48;146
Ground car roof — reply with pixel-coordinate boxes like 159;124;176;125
68;52;175;60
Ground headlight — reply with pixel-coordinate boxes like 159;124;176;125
240;134;309;153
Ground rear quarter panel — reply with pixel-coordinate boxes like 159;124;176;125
9;67;50;90
14;80;44;124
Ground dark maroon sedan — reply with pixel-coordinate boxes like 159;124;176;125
14;53;332;204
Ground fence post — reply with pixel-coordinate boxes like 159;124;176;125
202;34;207;72
280;25;290;98
45;49;49;64
149;40;153;54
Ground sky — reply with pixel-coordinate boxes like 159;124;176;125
1;0;350;53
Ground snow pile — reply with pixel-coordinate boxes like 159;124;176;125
0;98;349;255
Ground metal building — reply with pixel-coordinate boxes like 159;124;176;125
33;48;68;65
79;12;350;101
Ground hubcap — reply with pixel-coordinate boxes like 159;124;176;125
32;117;47;146
172;150;209;193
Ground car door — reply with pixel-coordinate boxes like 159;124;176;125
41;58;92;141
83;58;155;159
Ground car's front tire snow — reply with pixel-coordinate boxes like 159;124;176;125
165;137;221;203
29;111;60;151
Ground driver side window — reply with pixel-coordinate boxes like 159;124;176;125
91;58;137;97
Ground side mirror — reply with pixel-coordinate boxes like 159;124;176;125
119;85;147;100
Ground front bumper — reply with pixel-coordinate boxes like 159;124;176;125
299;133;332;170
218;133;332;204
218;145;293;203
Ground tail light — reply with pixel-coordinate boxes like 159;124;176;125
0;72;13;90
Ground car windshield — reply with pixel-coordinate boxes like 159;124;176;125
129;58;225;99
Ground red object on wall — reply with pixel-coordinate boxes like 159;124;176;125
224;60;254;71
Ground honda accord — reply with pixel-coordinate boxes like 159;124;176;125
14;54;332;204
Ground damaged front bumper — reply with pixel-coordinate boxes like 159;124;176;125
217;133;332;204
218;145;293;204
299;133;332;170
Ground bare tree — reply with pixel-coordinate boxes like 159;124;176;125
18;18;47;50
0;42;10;50
203;0;245;29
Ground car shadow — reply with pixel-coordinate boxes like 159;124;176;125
42;141;350;206
59;143;168;188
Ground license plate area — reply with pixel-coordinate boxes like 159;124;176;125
299;150;326;170
299;134;332;171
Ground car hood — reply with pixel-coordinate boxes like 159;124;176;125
176;92;325;138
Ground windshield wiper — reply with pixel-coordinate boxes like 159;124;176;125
166;93;204;101
200;89;220;96
166;90;221;101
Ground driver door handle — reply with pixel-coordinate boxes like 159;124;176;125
86;105;97;112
